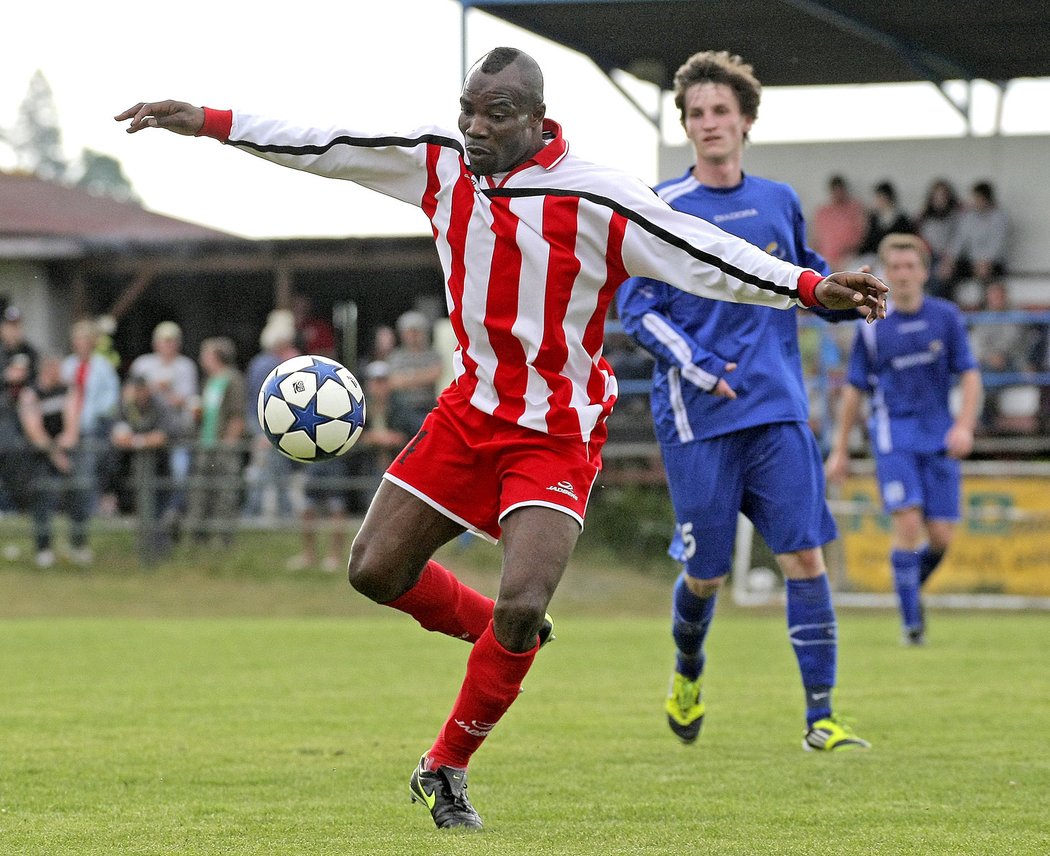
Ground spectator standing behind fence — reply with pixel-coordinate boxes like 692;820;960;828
811;175;867;272
184;337;246;546
244;311;301;520
0;353;32;526
0;306;41;516
61;319;120;518
969;282;1043;433
13;355;89;567
111;373;181;555
826;234;981;646
858;181;917;260
917;179;962;299
387;310;443;437
291;292;337;359
347;360;409;513
128;322;199;523
938;181;1010;306
369;324;397;365
0;305;40;384
286;454;352;573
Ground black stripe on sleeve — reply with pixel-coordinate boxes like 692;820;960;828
229;132;465;158
485;186;796;298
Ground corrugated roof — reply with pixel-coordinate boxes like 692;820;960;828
0;171;238;250
462;1;1050;88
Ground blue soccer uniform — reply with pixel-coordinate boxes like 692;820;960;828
845;296;979;638
618;170;856;737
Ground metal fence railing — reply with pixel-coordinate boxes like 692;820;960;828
605;309;1050;460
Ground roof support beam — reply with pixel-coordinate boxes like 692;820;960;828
777;0;976;82
598;66;662;131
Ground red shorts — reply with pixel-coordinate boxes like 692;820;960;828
384;388;605;543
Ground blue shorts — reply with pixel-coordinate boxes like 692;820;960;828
873;448;961;520
662;422;837;580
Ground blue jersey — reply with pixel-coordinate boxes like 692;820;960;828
846;296;978;454
616;171;832;445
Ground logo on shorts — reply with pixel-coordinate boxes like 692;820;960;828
546;480;578;501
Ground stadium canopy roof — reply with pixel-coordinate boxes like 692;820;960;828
458;0;1050;127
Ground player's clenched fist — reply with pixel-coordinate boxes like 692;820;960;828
114;101;204;135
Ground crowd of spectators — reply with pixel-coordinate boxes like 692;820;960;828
0;296;441;570
1;170;1047;566
811;175;1012;309
808;174;1048;438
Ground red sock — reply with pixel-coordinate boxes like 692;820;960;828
427;621;538;770
383;560;494;642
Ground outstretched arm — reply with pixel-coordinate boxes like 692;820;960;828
115;101;205;135
116;103;437;206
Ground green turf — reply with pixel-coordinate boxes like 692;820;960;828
1;521;1047;853
2;597;1047;854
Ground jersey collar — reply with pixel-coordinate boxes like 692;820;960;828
483;119;569;189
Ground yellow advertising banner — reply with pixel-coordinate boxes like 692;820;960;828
833;476;1050;597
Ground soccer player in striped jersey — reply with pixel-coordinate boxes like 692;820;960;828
117;47;886;828
826;233;981;645
617;51;870;752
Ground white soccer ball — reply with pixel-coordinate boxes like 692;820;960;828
257;354;366;462
746;566;779;595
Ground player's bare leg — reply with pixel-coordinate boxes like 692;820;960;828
347;479;464;601
412;506;578;828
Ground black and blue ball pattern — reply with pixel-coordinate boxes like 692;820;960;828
257;355;366;462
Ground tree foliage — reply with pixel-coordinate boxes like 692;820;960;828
12;70;67;181
75;149;138;203
6;70;138;201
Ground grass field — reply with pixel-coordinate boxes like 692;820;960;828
1;526;1048;855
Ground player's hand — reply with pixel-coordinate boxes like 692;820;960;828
945;423;975;459
115;101;205;136
824;447;849;484
815;270;888;323
712;362;737;399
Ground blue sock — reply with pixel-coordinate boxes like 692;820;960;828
785;575;837;725
917;544;945;587
671;572;716;681
891;549;923;631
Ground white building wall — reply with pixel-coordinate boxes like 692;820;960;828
0;260;74;355
659;135;1050;276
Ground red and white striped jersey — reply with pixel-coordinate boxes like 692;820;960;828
211;112;822;442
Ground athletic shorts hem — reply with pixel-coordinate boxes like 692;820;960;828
382;473;499;544
499;499;584;530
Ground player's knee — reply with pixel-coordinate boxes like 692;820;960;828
492;594;546;653
685;574;723;598
777;547;826;579
346;534;410;603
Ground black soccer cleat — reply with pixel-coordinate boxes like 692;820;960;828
409;755;483;830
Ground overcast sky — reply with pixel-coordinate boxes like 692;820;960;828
4;1;1049;239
